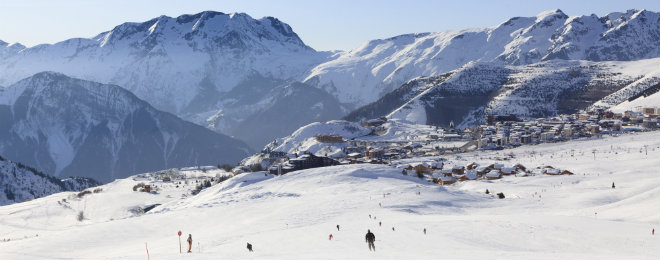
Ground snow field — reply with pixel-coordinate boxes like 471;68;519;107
0;132;659;259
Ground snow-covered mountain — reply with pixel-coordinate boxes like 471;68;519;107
345;58;660;127
1;9;657;149
304;9;660;108
0;72;252;182
0;11;334;148
0;155;99;205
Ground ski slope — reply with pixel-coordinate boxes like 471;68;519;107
0;132;659;259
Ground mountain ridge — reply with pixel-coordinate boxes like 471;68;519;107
0;9;658;149
0;72;252;182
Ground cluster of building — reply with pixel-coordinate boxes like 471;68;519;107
267;153;339;175
252;107;659;176
477;107;659;150
395;161;573;186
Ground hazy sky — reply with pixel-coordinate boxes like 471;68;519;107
1;0;658;51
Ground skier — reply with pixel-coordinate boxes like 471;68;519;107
424;228;427;235
187;234;192;253
369;214;371;219
653;228;655;235
337;224;340;231
365;230;376;251
392;227;395;231
247;242;253;252
612;182;616;189
379;221;381;227
329;234;333;240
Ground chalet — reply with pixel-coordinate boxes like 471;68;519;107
408;162;432;173
315;135;344;143
531;168;545;175
544;168;561;175
466;162;479;170
513;163;527;172
560;170;574;175
459;170;479;181
437;176;457;185
440;168;453;177
451;165;465;175
485;170;502;180
492;164;504;170
429;161;443;169
365;148;385;159
500;167;515;175
515;170;530;177
475;166;489;176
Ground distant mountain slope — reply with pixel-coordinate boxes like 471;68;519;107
345;58;660;127
305;9;660;108
0;72;252;182
0;11;333;149
230;82;347;149
0;155;99;206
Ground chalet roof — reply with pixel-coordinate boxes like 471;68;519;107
501;167;515;174
485;170;501;177
516;171;529;177
465;170;479;180
439;176;457;182
545;168;561;175
410;162;430;168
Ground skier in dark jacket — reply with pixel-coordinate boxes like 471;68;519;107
365;229;376;251
247;242;253;252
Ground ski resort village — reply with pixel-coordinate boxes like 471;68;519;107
1;3;659;260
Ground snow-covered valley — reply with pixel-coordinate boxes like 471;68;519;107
1;131;658;259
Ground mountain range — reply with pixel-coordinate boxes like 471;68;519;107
1;9;658;150
0;72;251;182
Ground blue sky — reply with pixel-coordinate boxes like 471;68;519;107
1;0;658;51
